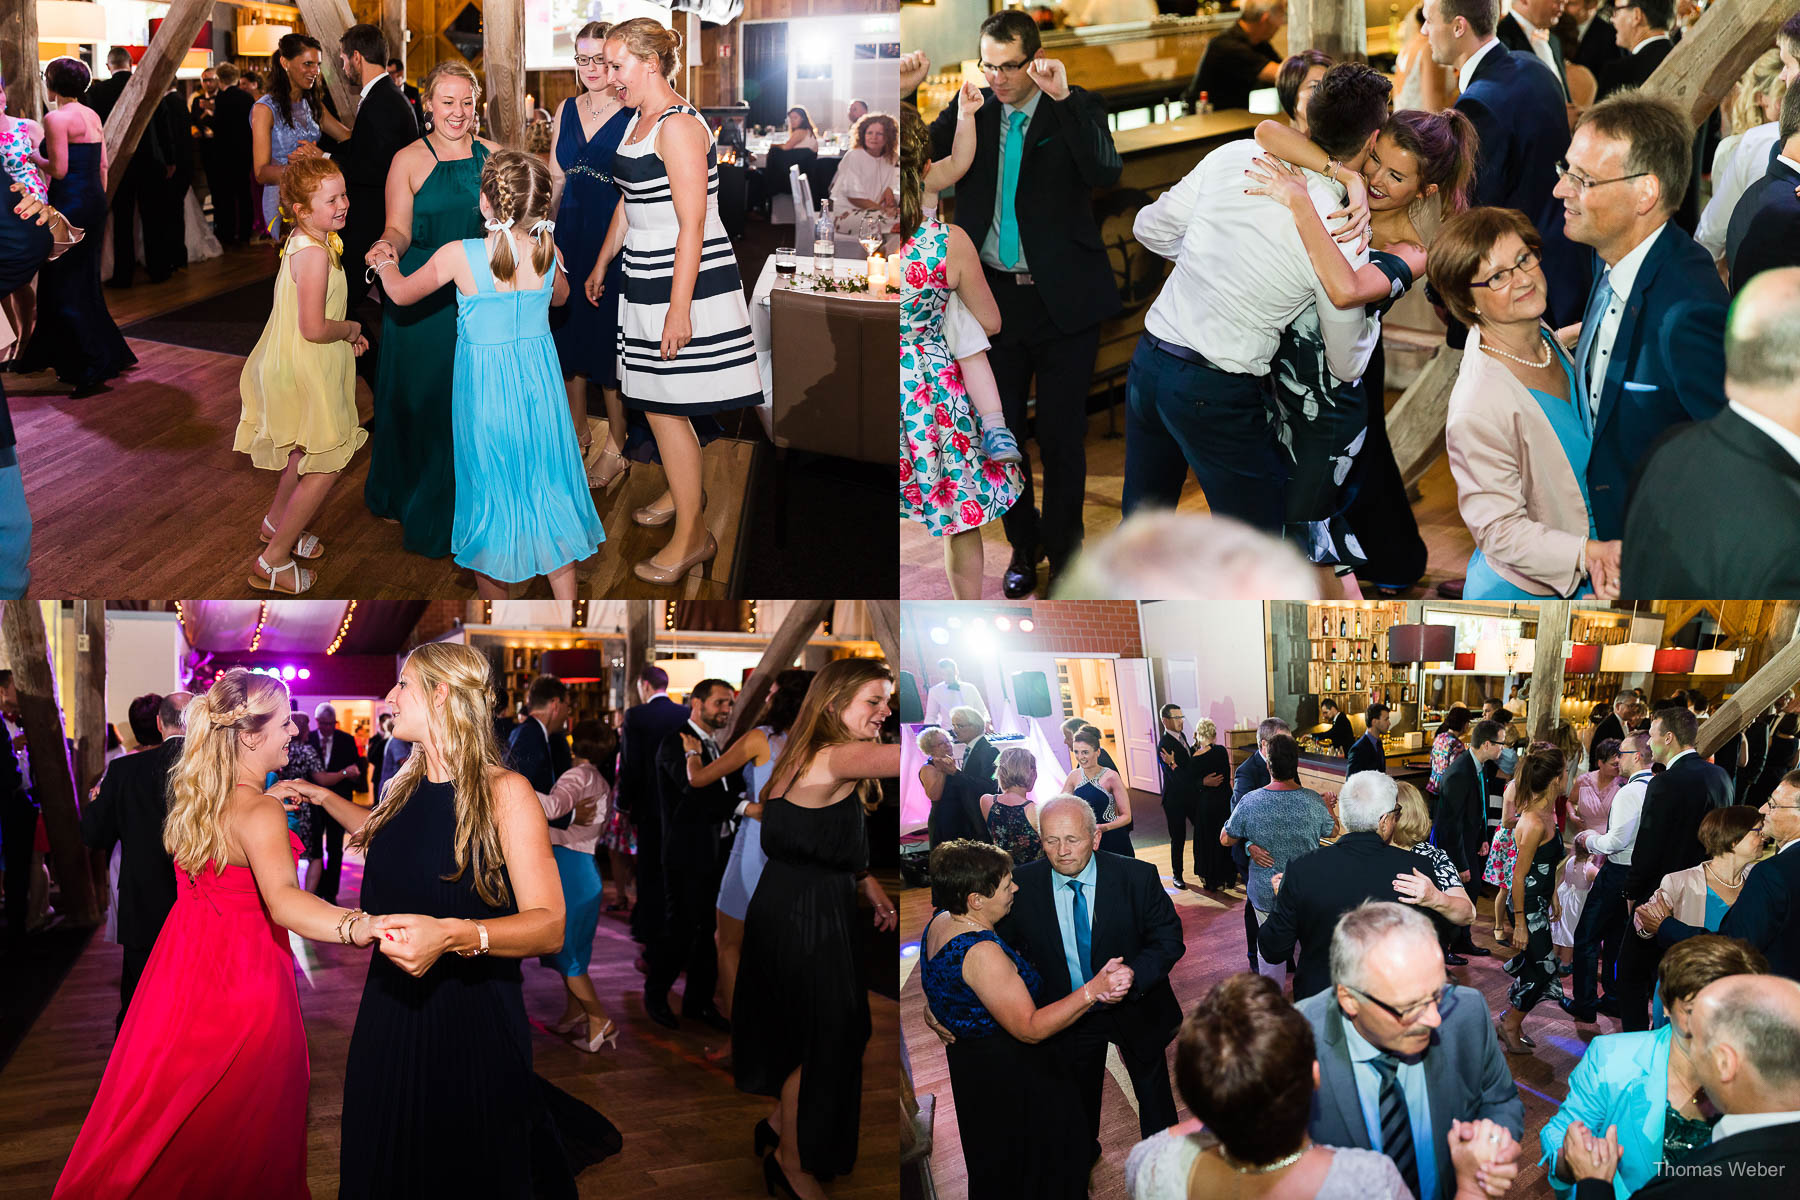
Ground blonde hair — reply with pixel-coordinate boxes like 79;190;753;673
1195;717;1218;744
1726;50;1786;139
763;658;893;811
422;59;481;106
480;149;556;285
608;17;683;83
1392;780;1434;847
349;642;512;906
164;669;292;876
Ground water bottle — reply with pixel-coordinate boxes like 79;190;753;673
813;200;835;270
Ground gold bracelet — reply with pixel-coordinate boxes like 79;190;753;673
455;918;490;957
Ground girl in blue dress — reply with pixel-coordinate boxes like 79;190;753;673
371;150;606;600
549;21;636;491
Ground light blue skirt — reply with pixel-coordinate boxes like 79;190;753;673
541;844;602;977
715;817;768;922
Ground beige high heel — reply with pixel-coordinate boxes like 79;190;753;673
633;533;718;585
579;1018;619;1052
632;489;708;528
588;445;631;492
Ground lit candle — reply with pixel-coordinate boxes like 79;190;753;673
867;252;886;288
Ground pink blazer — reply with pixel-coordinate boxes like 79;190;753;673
1445;325;1593;596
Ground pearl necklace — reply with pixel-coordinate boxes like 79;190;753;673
1482;328;1553;369
1704;860;1747;890
1218;1144;1307;1174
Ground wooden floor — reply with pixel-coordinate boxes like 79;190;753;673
901;796;1591;1200
0;855;899;1199
900;395;1475;600
8;246;753;598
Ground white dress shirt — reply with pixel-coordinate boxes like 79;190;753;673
1579;768;1651;863
685;718;750;819
1631;33;1671;55
1697;122;1781;259
1711;1111;1800;1143
1586;221;1667;414
1134;139;1377;379
1729;402;1800;468
1508;8;1563;82
1458;37;1505;93
925;679;989;728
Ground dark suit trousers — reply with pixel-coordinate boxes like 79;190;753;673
214;157;256;244
1162;792;1198;878
340;201;384;383
310;809;346;904
645;834;724;1011
1616;905;1663;1032
1068;1016;1178;1144
630;814;665;946
1;790;34;938
118;943;153;1032
986;268;1101;569
1571;859;1628;1009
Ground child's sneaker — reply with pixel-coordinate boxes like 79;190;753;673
982;422;1023;464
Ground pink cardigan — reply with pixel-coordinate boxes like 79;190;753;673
1445;326;1592;596
540;761;609;855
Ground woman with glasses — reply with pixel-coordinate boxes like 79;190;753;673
1432;207;1622;599
1538;934;1768;1198
1495;746;1569;1053
1631;805;1765;1027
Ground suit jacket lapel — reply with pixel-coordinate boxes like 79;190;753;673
1421;1025;1459;1196
1595;233;1668;441
977;97;1004;191
1034;865;1074;995
1319;1003;1372;1149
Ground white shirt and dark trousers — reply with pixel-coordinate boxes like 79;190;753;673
1562;767;1651;1020
926;86;1124;594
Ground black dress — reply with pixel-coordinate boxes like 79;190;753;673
733;791;871;1180
1191;744;1235;889
15;142;136;390
340;779;619;1198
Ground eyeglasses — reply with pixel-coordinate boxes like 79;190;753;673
573;54;606;68
1471;249;1540;290
1348;978;1457;1026
979;56;1034;77
1555;160;1652;193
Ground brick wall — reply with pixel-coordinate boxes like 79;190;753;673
898;601;1143;688
409;599;474;649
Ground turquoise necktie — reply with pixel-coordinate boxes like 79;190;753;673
1067;879;1090;985
997;110;1027;270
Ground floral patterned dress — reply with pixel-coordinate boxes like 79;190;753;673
899;216;1022;535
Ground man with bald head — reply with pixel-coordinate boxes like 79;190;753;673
1620;266;1800;597
82;690;192;1030
1564;973;1800;1197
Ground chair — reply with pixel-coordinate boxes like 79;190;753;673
778;162;816;232
767;145;817;226
1567;63;1598;112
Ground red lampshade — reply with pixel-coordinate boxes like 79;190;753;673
538;649;606;684
1389;624;1457;664
1454;652;1476;671
1563;644;1600;674
1653;647;1697;674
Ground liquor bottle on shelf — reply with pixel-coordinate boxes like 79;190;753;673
1355;667;1363;691
1322;610;1332;638
1339;615;1348;637
1354;613;1363;638
1329;642;1337;661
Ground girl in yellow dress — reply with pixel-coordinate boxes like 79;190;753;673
237;155;369;594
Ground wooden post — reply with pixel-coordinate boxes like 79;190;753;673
1;601;97;923
684;9;704;101
1527;601;1570;745
293;0;361;129
726;599;834;745
1696;622;1800;760
483;0;528;147
1288;0;1367;64
381;0;407;75
0;0;44;121
1389;345;1463;488
1643;0;1799;130
72;602;106;802
102;0;211;201
867;600;899;671
624;601;654;713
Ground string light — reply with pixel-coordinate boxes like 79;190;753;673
247;602;270;652
573;599;589;629
482;600;493;624
174;600;192;645
746;602;757;634
664;601;676;630
327;601;358;655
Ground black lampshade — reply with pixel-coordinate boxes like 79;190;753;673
1388;624;1455;664
538;649;606;684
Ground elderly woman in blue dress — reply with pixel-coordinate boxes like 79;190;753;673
252;34;351;236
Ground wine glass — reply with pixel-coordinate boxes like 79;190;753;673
857;209;885;259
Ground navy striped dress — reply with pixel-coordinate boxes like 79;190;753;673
612;104;762;413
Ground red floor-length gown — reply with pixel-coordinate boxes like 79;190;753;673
54;832;311;1198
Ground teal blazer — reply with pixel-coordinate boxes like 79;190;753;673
1537;1026;1672;1199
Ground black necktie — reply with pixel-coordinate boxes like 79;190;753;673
1370;1053;1419;1200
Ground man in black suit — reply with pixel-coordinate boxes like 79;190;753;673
1591;690;1635;749
995;795;1184;1152
1433;719;1502;889
1183;0;1284;111
1497;0;1571;99
622;665;692;950
1726;90;1800;291
926;9;1123;598
1561;0;1625;77
81;691;190;1030
646;678;741;1031
387;58;426;134
506;674;572;824
1231;717;1287;970
89;49;174;288
951;705;1000;798
1595;0;1673;100
210;63;257;245
1154;703;1200;887
1258;771;1475;1000
1566;975;1800;1200
0;672;34;942
1614;706;1733;1030
1427;0;1590;327
307;703;365;904
155;86;194;275
1347;703;1390;777
84;47;132;123
1319;698;1354;756
1621;267;1800;597
337;25;421;381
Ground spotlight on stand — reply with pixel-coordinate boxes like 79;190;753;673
1018;618;1034;633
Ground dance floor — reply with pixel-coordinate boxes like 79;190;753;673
7;246;757;598
900;794;1582;1199
0;854;900;1198
898;395;1477;600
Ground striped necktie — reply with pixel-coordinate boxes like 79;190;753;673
1370;1053;1420;1200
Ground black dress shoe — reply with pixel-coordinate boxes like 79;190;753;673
1594;994;1622;1019
644;994;679;1029
683;1004;731;1033
1559;996;1598;1023
1171;874;1186;889
1459;943;1493;957
1445;951;1469;966
1002;557;1036;599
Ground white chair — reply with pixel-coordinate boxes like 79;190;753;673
774;163;814;232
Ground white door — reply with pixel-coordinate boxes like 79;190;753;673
1114;658;1159;796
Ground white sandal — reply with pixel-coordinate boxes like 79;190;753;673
261;517;324;560
250;555;315;594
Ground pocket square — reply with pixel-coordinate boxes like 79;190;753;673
1621;381;1658;392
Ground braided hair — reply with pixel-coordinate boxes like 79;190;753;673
480;149;556;284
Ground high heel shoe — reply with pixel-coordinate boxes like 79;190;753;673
632;489;708;527
763;1154;800;1199
633;533;717;585
1493;1015;1535;1055
589;445;631;491
753;1118;781;1157
547;1013;587;1035
579;1018;619;1052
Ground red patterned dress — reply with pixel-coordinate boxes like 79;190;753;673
899;216;1022;536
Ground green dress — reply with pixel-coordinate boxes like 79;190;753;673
364;138;491;557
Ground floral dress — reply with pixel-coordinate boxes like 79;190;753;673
899;216;1022;535
1428;730;1466;795
0;118;48;202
